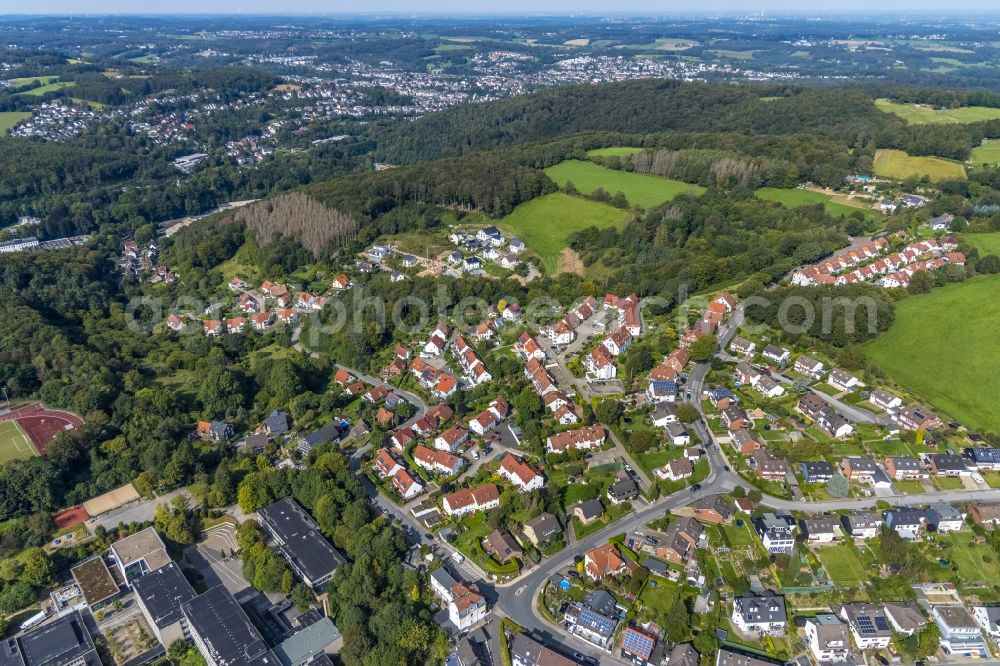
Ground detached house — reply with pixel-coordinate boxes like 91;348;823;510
928;454;969;476
753;513;795;554
583;543;628;581
434;426;469;453
895;404;943;431
827;368;860;392
885;456;926;480
870;388;903;411
842;510;882;539
729;337;756;356
840;457;878;482
839;603;892;650
801;515;836;544
925;503;965;533
761;344;791;366
805;614;850;664
884;509;924;540
794;355;825;379
732;592;786;636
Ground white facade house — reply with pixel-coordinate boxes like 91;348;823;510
805;615;850;664
731;593;786;636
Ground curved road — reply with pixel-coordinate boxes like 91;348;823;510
490;301;1000;664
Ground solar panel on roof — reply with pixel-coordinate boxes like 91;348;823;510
875;616;890;631
623;630;654;658
857;616;875;634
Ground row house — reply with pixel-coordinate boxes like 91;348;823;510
794;354;825;379
869;388;903;411
442;484;501;517
454;335;492;386
374;449;403;478
412;445;464;476
296;292;326;310
885;456;926;480
468;397;510;435
752;453;788;482
963;447;1000;471
895;404;943;431
392;468;423;500
545;425;606;453
525;358;557;395
605;293;642;336
498;454;545;492
585;346;617;380
422;322;451;357
731;428;762;455
841;457;878;482
434;426;470;453
516;332;545;361
226;317;247;334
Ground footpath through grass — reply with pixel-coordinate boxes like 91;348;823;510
874;149;966;183
865;275;1000;433
497;192;630;273
543;160;705;209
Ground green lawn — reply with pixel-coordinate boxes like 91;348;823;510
543;160;705;209
873;149;966;183
817;542;868;586
864;439;913;457
961;232;1000;257
894;479;926;494
0;421;38;463
755;187;878;220
936;532;1000;583
865;275;1000;432
876;99;1000;125
497;192;630;273
934;476;965;491
5;75;58;86
586;147;643;158
970;139;1000;166
636;579;679;623
16;81;76;96
0;112;30;135
721;522;755;548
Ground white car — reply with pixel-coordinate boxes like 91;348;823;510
451;552;465;564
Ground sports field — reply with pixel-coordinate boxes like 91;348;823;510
497;192;630;273
0;112;30;135
873;149;966;183
876;99;1000;124
543;160;705;209
755;187;879;220
961;232;1000;256
0;421;38;464
865;275;1000;433
586;147;643;158
970;139;1000;166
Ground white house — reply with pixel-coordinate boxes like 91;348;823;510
732;593;786;636
805;615;850;664
840;604;892;650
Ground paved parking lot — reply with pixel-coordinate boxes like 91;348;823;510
184;525;249;597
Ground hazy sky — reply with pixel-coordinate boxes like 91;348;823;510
9;0;1000;15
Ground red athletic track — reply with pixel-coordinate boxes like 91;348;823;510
53;506;90;530
0;403;84;455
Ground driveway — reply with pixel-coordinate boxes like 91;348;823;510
90;488;192;532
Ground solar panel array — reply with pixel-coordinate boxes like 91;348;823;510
623;629;654;659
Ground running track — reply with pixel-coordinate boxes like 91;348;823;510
0;403;83;454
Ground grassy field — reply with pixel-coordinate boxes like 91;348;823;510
586;147;643;158
0;421;38;464
497;192;630;273
961;232;1000;256
817;542;868;586
0;112;30;135
543;160;705;209
937;532;1000;583
636;579;679;623
16;81;76;96
5;75;58;86
873;149;966;183
970;140;1000;166
755;187;878;220
866;275;1000;432
876;99;1000;124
